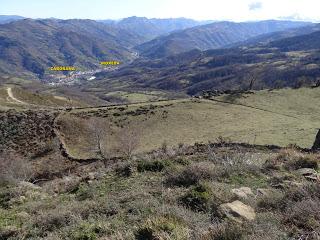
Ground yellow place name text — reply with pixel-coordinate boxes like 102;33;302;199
100;61;121;65
50;66;76;71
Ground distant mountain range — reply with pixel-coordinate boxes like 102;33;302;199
136;20;312;59
99;16;214;41
0;19;142;78
0;16;319;83
230;24;320;47
91;29;320;95
0;15;25;24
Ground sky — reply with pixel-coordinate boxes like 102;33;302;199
1;0;320;22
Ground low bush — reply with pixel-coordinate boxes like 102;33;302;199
115;163;135;177
208;147;260;178
0;152;33;185
284;156;318;170
267;150;319;171
202;221;246;240
180;183;212;212
137;160;168;173
257;191;284;211
33;209;75;233
282;183;320;205
135;215;189;240
166;162;215;187
76;183;96;201
69;222;105;240
284;199;320;234
0;187;13;209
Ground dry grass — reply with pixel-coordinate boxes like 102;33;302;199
0;152;33;185
57;87;320;159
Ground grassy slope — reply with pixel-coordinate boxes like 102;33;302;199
0;86;86;111
58;88;320;160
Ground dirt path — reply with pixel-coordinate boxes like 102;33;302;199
7;87;27;105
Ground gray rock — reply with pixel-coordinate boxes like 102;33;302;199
218;200;256;223
231;187;254;199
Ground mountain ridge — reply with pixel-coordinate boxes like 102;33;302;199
0;18;141;78
136;20;312;58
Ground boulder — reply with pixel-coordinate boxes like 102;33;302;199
218;200;256;223
231;187;254;199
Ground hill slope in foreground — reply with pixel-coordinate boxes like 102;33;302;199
1;87;320;158
38;87;320;160
1;87;320;239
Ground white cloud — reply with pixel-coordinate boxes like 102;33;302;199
249;2;263;11
153;0;320;22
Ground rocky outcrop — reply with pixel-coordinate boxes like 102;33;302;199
218;200;256;223
231;187;254;199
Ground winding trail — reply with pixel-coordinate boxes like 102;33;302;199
7;87;27;105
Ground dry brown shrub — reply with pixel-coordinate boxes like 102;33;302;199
116;125;142;160
166;162;215;187
0;151;33;185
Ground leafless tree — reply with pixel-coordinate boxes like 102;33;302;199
116;125;142;160
87;118;112;164
0;151;33;184
247;74;257;91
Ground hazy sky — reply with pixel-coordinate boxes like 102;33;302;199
1;0;319;22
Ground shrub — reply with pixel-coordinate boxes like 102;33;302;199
30;139;59;159
284;156;318;170
207;147;260;178
116;125;142;160
257;191;285;211
135;227;153;240
284;199;320;233
69;222;105;240
282;183;320;205
173;157;190;166
202;221;246;240
33;209;75;232
115;163;135;177
166;162;215;187
137;160;168;173
267;150;319;171
0;152;33;185
180;183;212;212
0;187;14;209
76;183;95;201
135;215;189;240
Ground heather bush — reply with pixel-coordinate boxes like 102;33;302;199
0;152;33;185
180;183;212;212
166;162;215;187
